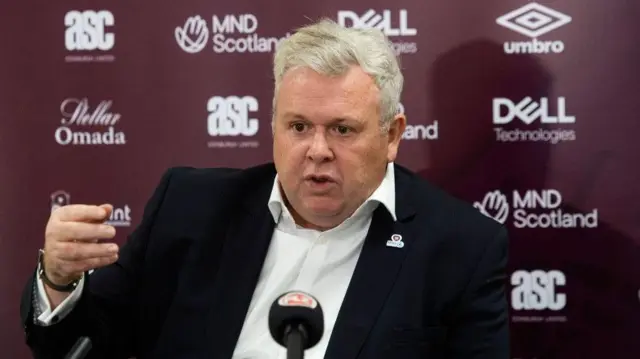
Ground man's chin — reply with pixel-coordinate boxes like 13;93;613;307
302;199;343;218
291;200;348;230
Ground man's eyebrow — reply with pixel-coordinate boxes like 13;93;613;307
281;112;363;123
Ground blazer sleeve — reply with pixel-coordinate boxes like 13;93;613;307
20;168;177;359
445;226;510;359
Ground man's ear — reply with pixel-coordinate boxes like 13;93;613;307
386;114;406;162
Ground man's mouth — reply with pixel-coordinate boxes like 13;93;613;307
305;174;336;184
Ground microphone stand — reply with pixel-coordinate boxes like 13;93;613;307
64;337;92;359
284;324;307;359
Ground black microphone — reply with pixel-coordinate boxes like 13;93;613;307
268;291;324;359
64;336;92;359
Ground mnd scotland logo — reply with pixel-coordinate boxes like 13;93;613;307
396;103;438;141
474;189;598;229
496;2;572;54
175;14;290;54
175;15;209;54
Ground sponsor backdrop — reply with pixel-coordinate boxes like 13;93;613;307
1;0;639;357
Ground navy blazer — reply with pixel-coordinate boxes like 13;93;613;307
21;162;509;359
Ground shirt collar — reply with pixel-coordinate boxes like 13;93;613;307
267;162;397;226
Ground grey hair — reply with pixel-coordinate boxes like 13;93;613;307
271;18;404;131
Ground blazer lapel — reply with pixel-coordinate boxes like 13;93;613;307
205;180;276;359
324;166;418;359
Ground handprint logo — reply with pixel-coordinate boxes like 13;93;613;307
50;190;71;212
473;190;509;224
175;16;209;54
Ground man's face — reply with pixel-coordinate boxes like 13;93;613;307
272;65;405;230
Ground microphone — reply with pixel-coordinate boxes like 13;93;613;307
64;336;92;359
268;291;324;359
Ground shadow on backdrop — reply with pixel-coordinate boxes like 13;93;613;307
418;38;640;358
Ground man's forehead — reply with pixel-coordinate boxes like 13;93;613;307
280;66;379;94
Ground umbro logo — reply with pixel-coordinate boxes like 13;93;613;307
496;2;572;38
496;3;572;54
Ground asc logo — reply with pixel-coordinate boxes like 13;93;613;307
511;270;566;311
207;96;259;137
65;10;115;51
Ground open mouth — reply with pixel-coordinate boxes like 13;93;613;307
310;176;331;183
305;175;336;186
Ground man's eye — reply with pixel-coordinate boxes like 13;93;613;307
335;125;351;135
292;123;306;132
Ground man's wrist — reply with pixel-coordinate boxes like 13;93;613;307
37;249;82;292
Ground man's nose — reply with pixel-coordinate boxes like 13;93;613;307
307;131;334;163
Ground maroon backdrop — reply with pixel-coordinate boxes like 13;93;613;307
2;1;639;357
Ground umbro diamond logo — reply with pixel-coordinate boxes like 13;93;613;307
496;2;572;38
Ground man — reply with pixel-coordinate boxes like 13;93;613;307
21;19;509;359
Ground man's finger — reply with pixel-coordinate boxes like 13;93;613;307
99;203;113;219
84;204;114;224
56;242;119;261
57;221;116;242
55;204;112;222
60;254;119;274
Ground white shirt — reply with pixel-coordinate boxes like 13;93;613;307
35;162;397;359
